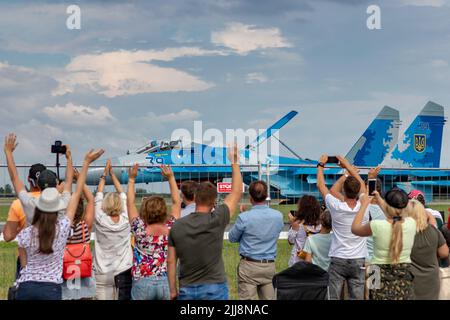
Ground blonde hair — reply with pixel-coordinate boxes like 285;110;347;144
382;202;410;264
407;199;428;232
102;192;123;217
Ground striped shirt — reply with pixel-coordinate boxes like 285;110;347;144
67;221;90;244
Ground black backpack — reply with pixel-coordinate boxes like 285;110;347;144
272;261;329;300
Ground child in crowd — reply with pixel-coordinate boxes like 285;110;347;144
304;210;332;271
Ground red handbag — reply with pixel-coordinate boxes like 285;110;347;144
63;221;93;280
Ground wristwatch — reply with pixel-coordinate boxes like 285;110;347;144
317;162;325;168
100;175;106;179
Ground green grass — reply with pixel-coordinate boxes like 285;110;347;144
0;240;291;300
0;242;17;300
0;205;10;222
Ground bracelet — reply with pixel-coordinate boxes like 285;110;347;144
317;162;325;168
100;175;106;179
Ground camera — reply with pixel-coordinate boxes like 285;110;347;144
51;140;67;154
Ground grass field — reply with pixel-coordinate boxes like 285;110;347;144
0;240;290;300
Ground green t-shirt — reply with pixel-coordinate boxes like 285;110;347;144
370;217;416;265
303;233;332;271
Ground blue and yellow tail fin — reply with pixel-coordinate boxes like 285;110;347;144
346;106;400;167
385;101;446;168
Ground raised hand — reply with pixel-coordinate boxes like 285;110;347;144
73;168;80;181
160;165;174;179
64;145;72;159
84;149;105;164
4;134;18;154
336;155;350;169
129;163;139;180
319;154;328;164
359;192;372;205
227;143;240;164
372;190;382;204
368;166;382;179
105;159;112;175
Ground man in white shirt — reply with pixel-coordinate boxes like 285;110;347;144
180;180;198;218
316;155;369;300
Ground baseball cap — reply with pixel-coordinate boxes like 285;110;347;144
408;189;424;200
37;169;58;190
28;163;46;187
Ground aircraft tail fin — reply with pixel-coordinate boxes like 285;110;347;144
384;101;446;168
345;106;400;167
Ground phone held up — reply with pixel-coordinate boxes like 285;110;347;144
368;179;377;195
327;156;339;164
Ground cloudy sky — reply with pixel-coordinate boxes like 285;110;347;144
0;0;449;168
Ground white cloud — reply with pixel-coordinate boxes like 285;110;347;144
145;108;201;123
430;59;449;67
246;72;268;84
43;103;116;126
399;0;448;7
211;22;292;55
53;47;226;97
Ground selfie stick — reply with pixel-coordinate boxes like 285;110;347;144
55;152;61;181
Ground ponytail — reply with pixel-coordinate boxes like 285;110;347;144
389;218;404;264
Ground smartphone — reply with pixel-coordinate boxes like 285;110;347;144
368;179;377;195
327;156;339;164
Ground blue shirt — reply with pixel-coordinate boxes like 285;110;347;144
228;205;284;260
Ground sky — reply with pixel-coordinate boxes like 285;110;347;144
0;0;449;168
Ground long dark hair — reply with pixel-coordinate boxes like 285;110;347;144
296;195;321;227
31;208;58;254
73;199;85;225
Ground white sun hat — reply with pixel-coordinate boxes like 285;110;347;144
32;188;67;213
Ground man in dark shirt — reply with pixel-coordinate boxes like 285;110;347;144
168;144;243;300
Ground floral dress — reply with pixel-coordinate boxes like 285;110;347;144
131;217;174;280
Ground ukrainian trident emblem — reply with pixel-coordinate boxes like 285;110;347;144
414;134;426;153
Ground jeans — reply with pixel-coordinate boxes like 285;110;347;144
16;281;62;300
328;257;366;300
131;275;170;300
178;282;229;300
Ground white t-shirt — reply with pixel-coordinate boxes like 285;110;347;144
17;215;71;284
426;208;444;224
19;190;70;225
325;194;369;259
181;203;196;218
94;192;133;276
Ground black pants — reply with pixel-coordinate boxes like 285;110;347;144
114;268;132;300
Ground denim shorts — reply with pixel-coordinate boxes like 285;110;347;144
16;281;62;300
178;282;228;300
131;275;170;300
